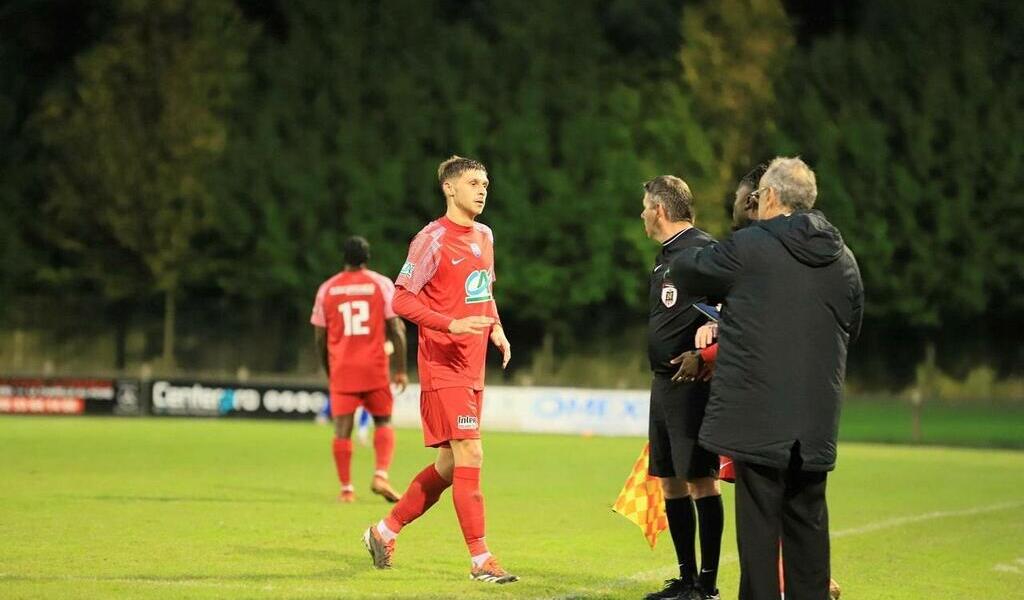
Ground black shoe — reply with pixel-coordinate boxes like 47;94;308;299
695;585;720;600
644;578;695;600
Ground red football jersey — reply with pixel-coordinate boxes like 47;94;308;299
311;268;396;393
395;217;499;391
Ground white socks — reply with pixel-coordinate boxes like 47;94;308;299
376;520;398;543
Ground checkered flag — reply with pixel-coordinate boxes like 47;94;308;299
612;442;667;548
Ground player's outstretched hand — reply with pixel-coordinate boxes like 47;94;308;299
449;316;495;335
694;322;718;349
670;350;702;383
490;326;511;369
392;371;408;393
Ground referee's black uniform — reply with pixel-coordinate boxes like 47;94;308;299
647;226;717;480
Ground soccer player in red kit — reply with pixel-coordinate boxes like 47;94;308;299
362;156;517;584
312;236;408;504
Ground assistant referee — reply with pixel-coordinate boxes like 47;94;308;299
639;176;723;600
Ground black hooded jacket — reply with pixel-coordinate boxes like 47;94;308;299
669;210;864;471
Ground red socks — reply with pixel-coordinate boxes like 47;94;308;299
385;464;451;532
332;438;353;487
333;426;393;488
452;466;488;557
380;462;489;560
373;426;395;474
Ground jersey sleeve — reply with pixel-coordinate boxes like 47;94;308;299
393;287;453;331
369;271;397;319
395;232;441;294
480;223;496;283
310;280;329;327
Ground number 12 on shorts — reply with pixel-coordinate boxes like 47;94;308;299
338;300;370;336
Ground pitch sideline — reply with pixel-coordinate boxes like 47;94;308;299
550;499;1024;599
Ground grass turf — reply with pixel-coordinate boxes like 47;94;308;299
0;416;1022;599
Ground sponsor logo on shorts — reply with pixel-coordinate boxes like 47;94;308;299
456;415;479;430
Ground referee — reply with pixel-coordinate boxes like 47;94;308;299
639;176;723;600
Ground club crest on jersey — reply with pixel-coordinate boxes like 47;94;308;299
457;415;479;430
399;261;415;278
661;283;678;308
464;270;492;304
469;242;482;257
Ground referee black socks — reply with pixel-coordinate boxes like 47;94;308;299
695;494;724;592
664;496;698;583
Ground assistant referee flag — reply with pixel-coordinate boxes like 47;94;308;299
612;443;667;548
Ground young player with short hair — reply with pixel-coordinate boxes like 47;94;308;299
362;156;517;584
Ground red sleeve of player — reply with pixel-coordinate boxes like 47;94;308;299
310;280;329;327
368;271;397;319
700;343;718;363
395;232;440;295
393;288;452;331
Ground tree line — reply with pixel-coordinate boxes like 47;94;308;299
1;0;1021;382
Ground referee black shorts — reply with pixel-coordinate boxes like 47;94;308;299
648;374;718;480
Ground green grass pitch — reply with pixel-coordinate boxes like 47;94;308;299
1;416;1022;599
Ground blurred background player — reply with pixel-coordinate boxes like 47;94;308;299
640;176;723;600
362;156;517;584
311;236;409;503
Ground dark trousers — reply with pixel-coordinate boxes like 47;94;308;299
734;460;830;600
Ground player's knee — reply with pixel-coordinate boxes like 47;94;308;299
373;415;392;428
660;477;689;499
687;476;720;499
463;447;484;467
333;415;354;438
452;440;484;467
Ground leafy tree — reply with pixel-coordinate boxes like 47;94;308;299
772;0;1024;331
678;0;794;236
34;0;253;368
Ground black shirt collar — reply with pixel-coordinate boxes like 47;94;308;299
661;226;693;249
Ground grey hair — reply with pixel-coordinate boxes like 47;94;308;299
759;157;817;211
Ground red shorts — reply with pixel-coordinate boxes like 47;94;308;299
330;387;393;418
420;387;483;448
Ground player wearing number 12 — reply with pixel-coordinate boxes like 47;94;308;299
362;155;518;584
311;236;409;504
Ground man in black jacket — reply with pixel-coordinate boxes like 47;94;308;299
669;157;864;600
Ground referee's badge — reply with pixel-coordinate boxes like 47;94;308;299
661;283;678;308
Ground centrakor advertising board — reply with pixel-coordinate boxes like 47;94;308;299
148;379;328;419
0;377;142;416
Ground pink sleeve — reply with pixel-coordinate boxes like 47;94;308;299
395;233;441;294
310;281;329;327
368;271;397;319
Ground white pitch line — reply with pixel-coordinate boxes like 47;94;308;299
551;500;1024;600
830;500;1024;538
